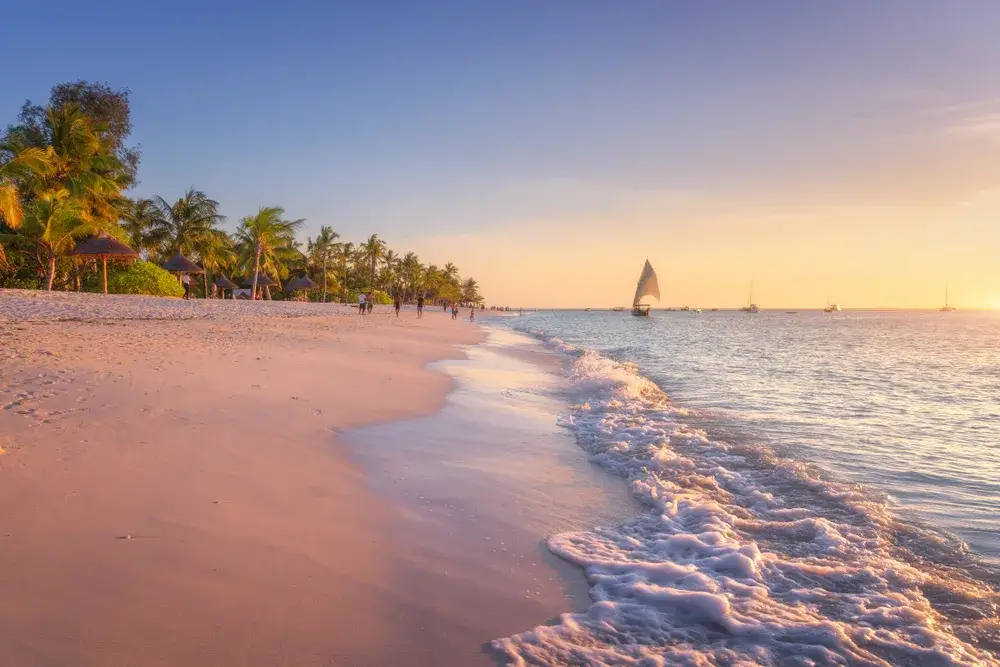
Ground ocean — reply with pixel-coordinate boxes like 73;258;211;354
490;310;1000;666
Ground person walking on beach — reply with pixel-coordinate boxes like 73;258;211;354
417;295;424;319
451;304;458;320
469;306;475;322
181;273;191;300
358;292;366;314
367;295;374;314
393;295;401;317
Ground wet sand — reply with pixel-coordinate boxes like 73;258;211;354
347;327;640;664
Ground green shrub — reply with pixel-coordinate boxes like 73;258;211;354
2;277;42;290
86;260;185;297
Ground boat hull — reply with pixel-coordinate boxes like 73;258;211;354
631;305;651;316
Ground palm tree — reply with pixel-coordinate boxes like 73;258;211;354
152;188;224;256
399;252;421;301
0;144;52;230
15;104;128;232
424;264;442;303
0;141;53;268
335;241;354;301
382;249;399;294
2;103;125;272
194;229;235;297
0;190;91;289
119;198;166;259
461;277;481;305
234;206;305;300
306;225;339;302
361;233;385;291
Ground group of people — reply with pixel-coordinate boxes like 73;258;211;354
358;292;476;322
448;304;475;321
357;292;375;314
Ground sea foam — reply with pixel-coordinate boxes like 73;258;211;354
493;345;1000;666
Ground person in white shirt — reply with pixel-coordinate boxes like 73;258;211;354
358;292;366;315
181;273;191;300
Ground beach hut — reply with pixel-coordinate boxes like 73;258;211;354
213;275;238;299
69;232;139;294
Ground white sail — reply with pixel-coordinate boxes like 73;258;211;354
632;260;660;306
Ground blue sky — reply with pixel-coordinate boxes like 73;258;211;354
4;1;1000;306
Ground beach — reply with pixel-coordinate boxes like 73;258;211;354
0;291;607;666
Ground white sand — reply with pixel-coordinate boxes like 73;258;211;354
0;290;486;666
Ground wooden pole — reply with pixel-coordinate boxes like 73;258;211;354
102;256;108;294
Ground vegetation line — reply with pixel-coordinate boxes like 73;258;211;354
1;81;484;305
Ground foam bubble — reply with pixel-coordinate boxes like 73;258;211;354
494;349;1000;666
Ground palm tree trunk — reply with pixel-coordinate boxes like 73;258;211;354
46;253;56;291
322;258;327;303
102;256;108;294
251;245;262;301
203;271;209;299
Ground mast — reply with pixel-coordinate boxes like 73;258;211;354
945;282;949;308
748;280;754;306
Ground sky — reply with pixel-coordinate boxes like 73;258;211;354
3;0;1000;308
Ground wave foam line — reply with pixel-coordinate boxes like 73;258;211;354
493;346;1000;666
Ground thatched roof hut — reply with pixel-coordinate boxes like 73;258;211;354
69;232;139;294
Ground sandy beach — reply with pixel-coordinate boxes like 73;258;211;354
1;290;506;665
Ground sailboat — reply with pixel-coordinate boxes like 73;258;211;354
631;259;659;316
823;297;841;313
740;280;759;313
940;283;956;312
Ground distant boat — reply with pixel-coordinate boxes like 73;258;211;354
710;308;719;312
786;311;798;314
694;308;702;313
823;297;841;313
940;282;956;312
631;259;659;317
740;280;759;313
680;305;691;312
584;308;592;311
612;306;625;312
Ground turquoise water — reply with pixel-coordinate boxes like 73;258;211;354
493;310;1000;665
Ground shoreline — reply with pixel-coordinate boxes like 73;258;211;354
0;291;486;666
344;325;640;665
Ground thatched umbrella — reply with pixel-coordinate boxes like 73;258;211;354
284;274;316;302
69;232;139;294
161;252;204;274
161;252;204;297
284;275;317;292
213;275;238;299
241;272;276;300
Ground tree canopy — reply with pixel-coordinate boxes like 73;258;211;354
0;80;485;303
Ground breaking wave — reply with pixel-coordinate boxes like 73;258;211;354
493;345;1000;666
